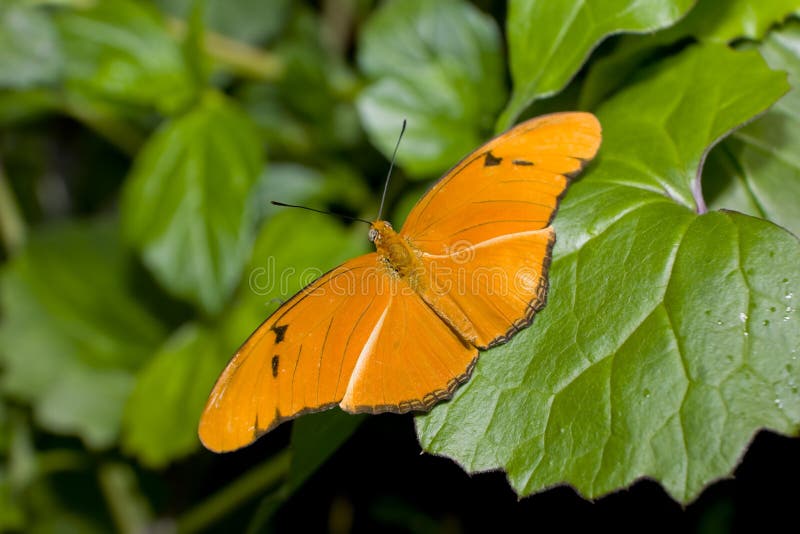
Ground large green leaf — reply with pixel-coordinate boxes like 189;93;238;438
356;0;505;178
121;91;262;315
705;21;800;237
0;221;165;448
0;3;62;89
500;0;695;129
579;0;800;109
56;0;196;114
416;44;798;503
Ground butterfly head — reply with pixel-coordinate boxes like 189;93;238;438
368;220;394;243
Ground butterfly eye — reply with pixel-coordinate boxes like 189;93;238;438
368;228;378;242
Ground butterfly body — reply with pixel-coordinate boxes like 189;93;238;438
199;112;602;452
370;221;424;282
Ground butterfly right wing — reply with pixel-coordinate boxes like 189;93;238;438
199;253;390;452
401;112;601;252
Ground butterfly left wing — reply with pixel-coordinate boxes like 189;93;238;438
199;253;391;452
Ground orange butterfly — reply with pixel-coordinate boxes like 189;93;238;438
199;112;602;452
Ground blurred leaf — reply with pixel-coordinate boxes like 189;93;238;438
239;5;361;157
121;91;262;315
56;0;196;114
705;20;800;237
500;0;695;129
0;220;165;448
156;0;292;44
0;474;23;531
417;44;798;504
356;0;505;177
0;89;60;125
391;183;429;228
122;324;226;468
251;163;372;223
580;0;800;109
0;3;62;89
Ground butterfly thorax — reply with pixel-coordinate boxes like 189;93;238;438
370;220;424;282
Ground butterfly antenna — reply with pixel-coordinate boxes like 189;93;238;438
271;201;372;225
377;119;407;221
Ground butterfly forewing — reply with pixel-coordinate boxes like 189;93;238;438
401;112;601;252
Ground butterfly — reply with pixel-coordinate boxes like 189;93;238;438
199;112;602;452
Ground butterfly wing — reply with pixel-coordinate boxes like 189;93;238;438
401;112;601;251
199;253;391;452
402;112;601;348
339;277;478;413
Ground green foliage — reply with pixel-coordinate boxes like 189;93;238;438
0;0;798;530
0;2;62;89
121;91;262;315
705;21;800;236
0;221;166;448
56;0;197;114
357;0;505;177
500;0;695;129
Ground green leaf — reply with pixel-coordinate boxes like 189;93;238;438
155;0;292;44
0;3;62;89
416;44;798;503
0;220;165;448
251;163;372;223
500;0;695;129
705;21;800;237
670;0;800;42
580;0;800;109
56;0;196;114
121;91;263;315
122;324;226;468
356;0;505;178
237;5;361;158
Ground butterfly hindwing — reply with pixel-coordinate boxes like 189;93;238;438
418;227;555;349
340;277;478;413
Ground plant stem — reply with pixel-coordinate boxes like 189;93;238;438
177;450;291;534
98;462;155;534
166;18;284;82
0;160;27;255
